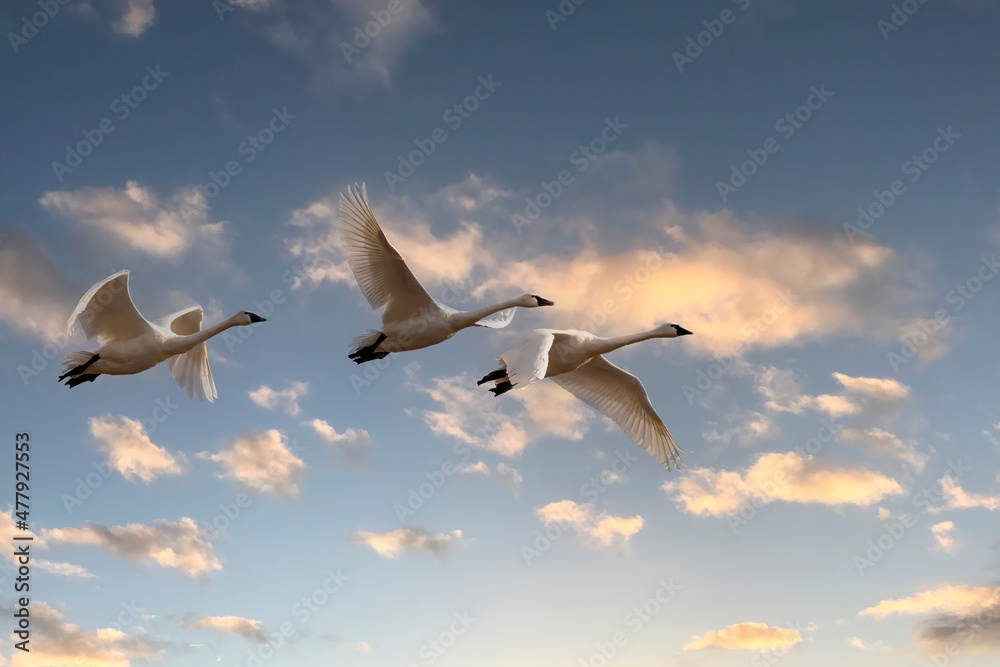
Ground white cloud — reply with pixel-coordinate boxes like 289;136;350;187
11;602;165;667
0;511;94;579
40;181;231;261
89;415;183;483
860;584;1000;618
832;372;910;402
455;461;523;495
341;641;372;653
536;500;643;548
44;517;222;580
181;616;267;643
847;636;891;651
199;430;304;497
928;474;1000;512
304;418;372;462
704;411;779;446
352;526;465;559
663;452;903;518
0;231;78;342
931;521;960;554
684;622;804;651
248;382;309;416
112;0;156;36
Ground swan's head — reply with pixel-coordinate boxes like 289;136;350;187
659;323;692;337
238;310;267;325
523;294;555;307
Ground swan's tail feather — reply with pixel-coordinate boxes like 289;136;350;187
349;329;384;354
62;351;95;370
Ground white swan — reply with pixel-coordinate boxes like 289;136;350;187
478;324;693;469
339;183;554;364
59;270;266;401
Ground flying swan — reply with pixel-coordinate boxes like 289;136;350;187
478;324;693;470
338;183;554;364
59;270;267;401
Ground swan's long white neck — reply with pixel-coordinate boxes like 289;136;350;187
163;313;244;356
589;328;669;356
451;298;525;330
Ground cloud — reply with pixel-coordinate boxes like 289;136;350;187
89;415;183;483
837;427;926;471
341;641;372;653
663;452;903;517
304;418;372;462
832;372;910;402
704;411;779;446
8;602;166;667
931;521;960;554
40;181;230;261
352;526;465;559
536;500;643;548
112;0;156;36
0;230;78;342
454;461;523;495
248;382;309;416
928;474;1000;512
754;367;859;417
43;517;222;580
181;616;267;643
406;367;591;457
233;0;437;89
0;511;93;580
860;585;1000;619
684;622;804;651
199;430;303;497
847;636;891;651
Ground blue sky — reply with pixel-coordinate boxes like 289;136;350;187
2;0;1000;665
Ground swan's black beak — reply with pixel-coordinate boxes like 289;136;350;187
674;325;693;336
532;295;555;307
248;312;267;323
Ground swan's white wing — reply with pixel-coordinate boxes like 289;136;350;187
160;305;216;402
338;183;435;325
474;307;516;329
164;306;204;335
67;270;154;344
551;355;685;470
437;301;516;329
499;330;554;389
168;342;217;403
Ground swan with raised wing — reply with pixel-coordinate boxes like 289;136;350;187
478;324;693;469
339;183;554;364
59;270;266;401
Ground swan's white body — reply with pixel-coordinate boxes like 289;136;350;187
61;270;265;401
338;183;553;360
483;324;692;470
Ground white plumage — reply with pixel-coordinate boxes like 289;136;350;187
60;270;266;401
481;324;693;470
338;183;554;363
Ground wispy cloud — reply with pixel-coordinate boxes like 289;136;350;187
199;430;304;497
89;415;183;483
248;382;309;416
352;526;465;559
536;500;643;548
684;621;807;651
181;615;267;643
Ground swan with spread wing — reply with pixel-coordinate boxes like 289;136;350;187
59;270;266;401
478;324;693;470
338;183;554;364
